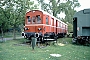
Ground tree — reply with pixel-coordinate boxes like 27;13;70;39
37;0;80;24
37;0;62;17
0;1;11;39
63;0;80;24
0;0;38;39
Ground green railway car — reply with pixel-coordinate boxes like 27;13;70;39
72;9;90;45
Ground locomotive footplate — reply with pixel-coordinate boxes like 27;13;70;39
43;36;57;46
43;35;57;42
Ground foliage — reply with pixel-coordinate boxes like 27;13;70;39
37;0;80;24
67;23;73;33
37;0;62;17
0;0;38;39
63;0;80;24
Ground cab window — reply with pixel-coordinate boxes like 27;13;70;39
27;16;31;22
36;15;41;23
32;16;36;24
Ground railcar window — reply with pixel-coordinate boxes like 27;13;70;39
83;9;90;14
58;22;59;27
61;23;62;27
59;22;61;27
32;16;36;24
36;15;41;23
27;16;31;22
52;18;54;26
51;18;52;25
46;16;48;25
63;25;65;28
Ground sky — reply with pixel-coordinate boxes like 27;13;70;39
75;0;90;11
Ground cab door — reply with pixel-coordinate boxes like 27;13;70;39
73;17;77;37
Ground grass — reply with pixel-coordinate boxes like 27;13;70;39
0;38;90;60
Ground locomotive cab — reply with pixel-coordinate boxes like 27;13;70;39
23;10;44;41
72;9;90;45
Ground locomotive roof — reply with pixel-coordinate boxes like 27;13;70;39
74;8;90;17
26;9;67;26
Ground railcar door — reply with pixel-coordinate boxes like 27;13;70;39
73;17;77;37
56;20;58;34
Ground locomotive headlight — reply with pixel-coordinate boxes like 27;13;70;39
21;32;25;36
24;28;29;30
38;28;42;30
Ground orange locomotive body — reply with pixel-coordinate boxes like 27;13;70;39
22;10;68;42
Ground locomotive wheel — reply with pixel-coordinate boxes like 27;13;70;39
72;38;77;44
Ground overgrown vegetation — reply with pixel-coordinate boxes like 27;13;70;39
0;38;90;60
